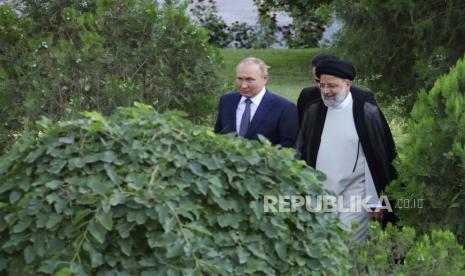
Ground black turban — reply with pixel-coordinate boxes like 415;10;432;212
315;59;356;80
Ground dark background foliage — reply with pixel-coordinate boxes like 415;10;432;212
0;0;222;154
333;0;465;110
387;57;465;244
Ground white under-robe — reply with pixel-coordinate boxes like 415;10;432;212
316;92;379;242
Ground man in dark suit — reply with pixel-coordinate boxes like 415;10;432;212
214;57;298;148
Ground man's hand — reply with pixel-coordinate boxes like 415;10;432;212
370;208;385;221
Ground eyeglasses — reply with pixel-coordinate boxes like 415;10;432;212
319;83;339;90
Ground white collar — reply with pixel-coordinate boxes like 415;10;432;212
240;87;267;105
328;91;352;111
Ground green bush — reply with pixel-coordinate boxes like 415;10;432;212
0;0;221;154
350;222;465;275
387;57;465;244
0;103;351;275
333;0;465;110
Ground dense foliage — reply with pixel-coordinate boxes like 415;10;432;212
190;2;232;48
191;0;331;48
190;1;276;48
350;222;465;274
333;0;465;108
253;0;331;48
0;0;221;154
387;57;465;244
0;104;351;275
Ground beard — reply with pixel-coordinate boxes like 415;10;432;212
321;88;347;108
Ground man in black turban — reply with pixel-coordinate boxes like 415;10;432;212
296;58;397;242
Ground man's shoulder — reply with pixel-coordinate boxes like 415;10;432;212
266;90;296;107
298;86;320;101
300;86;320;94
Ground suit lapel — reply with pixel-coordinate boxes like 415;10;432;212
226;93;242;133
245;90;273;138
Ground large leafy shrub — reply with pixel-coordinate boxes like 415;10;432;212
0;104;350;275
387;57;465;244
350;222;465;275
0;0;221;154
333;0;465;109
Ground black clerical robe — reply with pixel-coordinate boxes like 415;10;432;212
296;86;398;224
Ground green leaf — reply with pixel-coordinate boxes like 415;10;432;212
47;159;66;174
208;176;224;197
38;259;60;274
70;263;88;276
87;175;113;194
68;157;86;169
33;232;46;257
194;179;208;195
13;216;33;233
274;242;287;260
185;222;212;236
55;267;73;276
104;164;121;185
83;242;103;267
45;180;63;190
166;241;183;258
117;239;132;256
96;210;113;231
246;243;268;260
46;213;62;229
58;136;75;144
72;210;92;225
237;247;250;264
0;181;15;193
36;213;48;228
110;192;126;206
9;191;21;204
188;162;204;176
24;244;35;264
217;213;241;229
26;198;43;215
24;148;44;163
88;220;107;244
249;200;262;219
244;258;269;274
99;151;117;163
116;222;133;238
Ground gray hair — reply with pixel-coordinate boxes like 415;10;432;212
237;57;270;76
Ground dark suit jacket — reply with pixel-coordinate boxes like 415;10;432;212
214;90;299;148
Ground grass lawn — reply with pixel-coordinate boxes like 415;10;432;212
217;48;322;103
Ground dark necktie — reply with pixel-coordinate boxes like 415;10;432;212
239;99;252;137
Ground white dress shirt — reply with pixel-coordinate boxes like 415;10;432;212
235;87;267;133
